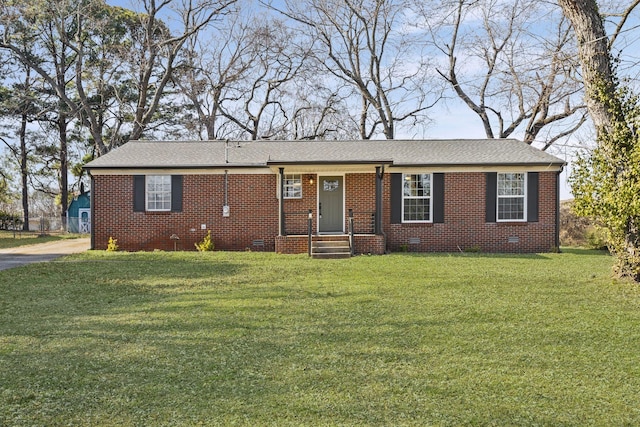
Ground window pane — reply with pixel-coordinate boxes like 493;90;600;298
498;173;525;196
403;198;431;221
404;174;431;197
498;197;524;220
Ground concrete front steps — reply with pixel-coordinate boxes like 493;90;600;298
311;236;351;259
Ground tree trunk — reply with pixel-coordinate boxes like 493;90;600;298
19;111;29;231
59;113;68;232
556;0;615;133
559;0;640;281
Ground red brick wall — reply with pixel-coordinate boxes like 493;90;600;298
281;174;317;235
344;173;377;233
383;172;559;253
93;174;279;251
93;170;558;253
275;235;310;254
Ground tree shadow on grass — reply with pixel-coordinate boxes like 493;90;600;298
396;251;551;259
394;247;612;259
0;252;262;424
559;247;611;256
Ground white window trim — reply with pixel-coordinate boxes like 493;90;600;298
146;175;172;212
496;172;527;222
401;173;433;223
282;174;303;199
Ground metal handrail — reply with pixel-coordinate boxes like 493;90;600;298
307;209;313;257
348;209;354;256
349;211;376;234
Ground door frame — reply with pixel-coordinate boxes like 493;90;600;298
317;173;346;234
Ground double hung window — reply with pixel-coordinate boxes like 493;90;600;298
146;175;172;211
402;174;432;222
283;174;302;199
497;173;526;221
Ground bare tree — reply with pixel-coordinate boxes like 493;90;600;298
418;0;586;149
604;0;640;69
219;17;340;140
271;0;439;140
177;14;304;140
175;10;354;141
174;12;255;140
274;82;361;140
0;0;237;156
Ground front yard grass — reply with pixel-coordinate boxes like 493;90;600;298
1;249;639;425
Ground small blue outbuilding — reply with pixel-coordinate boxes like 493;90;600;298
67;191;91;233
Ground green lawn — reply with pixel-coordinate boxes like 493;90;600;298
1;250;639;425
0;230;81;249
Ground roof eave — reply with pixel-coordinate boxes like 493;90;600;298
390;162;565;169
266;160;394;166
84;163;267;171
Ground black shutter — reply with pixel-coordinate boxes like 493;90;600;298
390;173;402;224
485;172;497;223
133;175;145;212
171;175;183;212
433;173;445;223
527;172;539;222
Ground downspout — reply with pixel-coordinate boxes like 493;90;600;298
279;167;285;236
376;165;387;253
556;169;562;251
375;166;383;234
89;171;95;250
224;170;228;207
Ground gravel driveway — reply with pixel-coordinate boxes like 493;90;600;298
0;238;90;271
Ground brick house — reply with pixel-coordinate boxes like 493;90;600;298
84;139;565;255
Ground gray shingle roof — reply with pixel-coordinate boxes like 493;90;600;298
84;139;564;170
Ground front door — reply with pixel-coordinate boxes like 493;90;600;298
79;208;91;233
318;176;344;233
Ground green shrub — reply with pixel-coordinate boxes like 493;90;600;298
585;226;609;251
195;230;215;252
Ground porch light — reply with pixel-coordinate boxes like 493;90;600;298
309;176;314;185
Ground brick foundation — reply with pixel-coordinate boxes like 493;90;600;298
275;234;386;255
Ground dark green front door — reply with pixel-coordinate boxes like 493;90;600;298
319;176;344;233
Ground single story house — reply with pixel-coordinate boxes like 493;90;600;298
84;139;565;255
